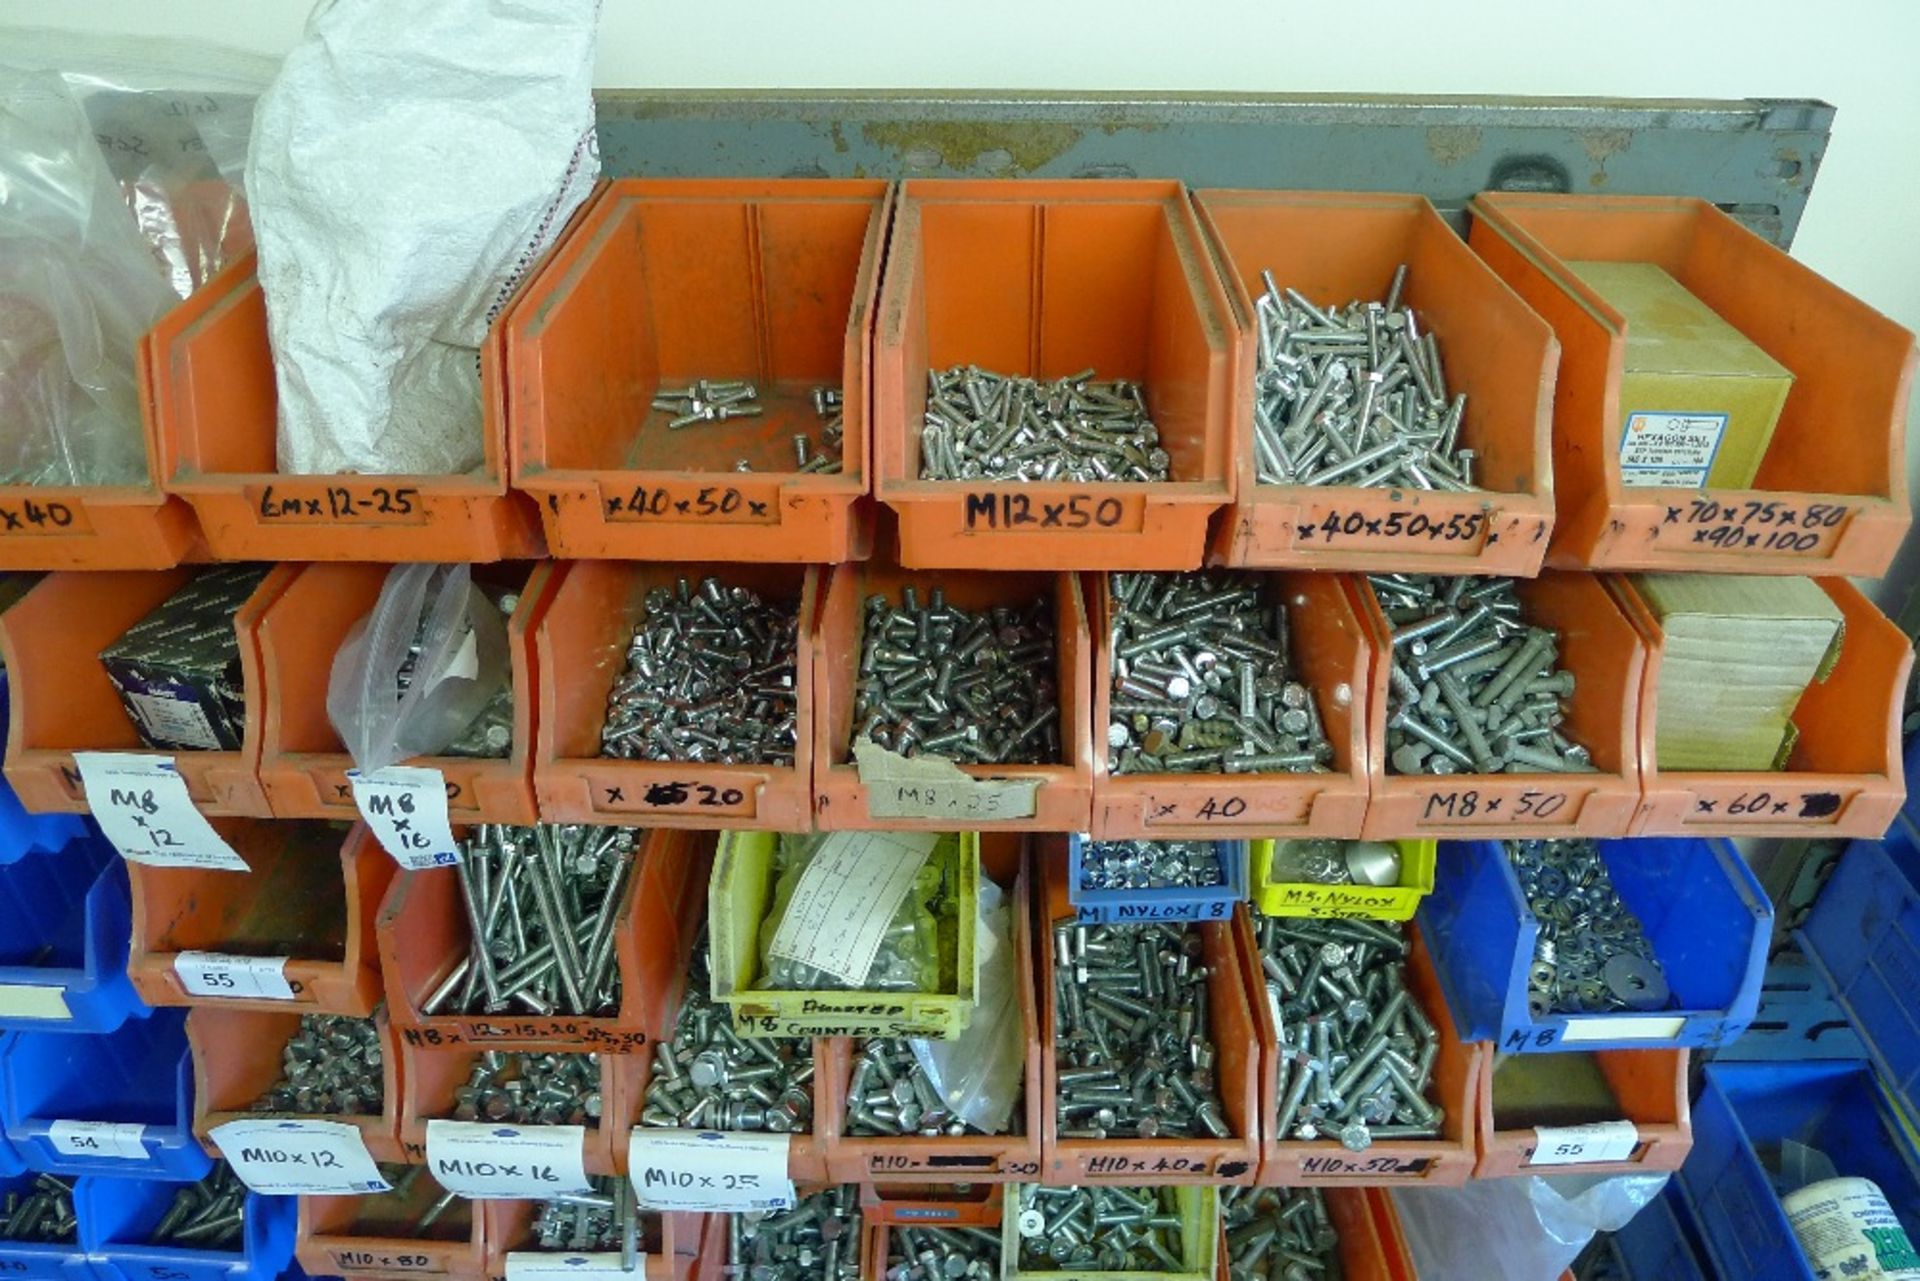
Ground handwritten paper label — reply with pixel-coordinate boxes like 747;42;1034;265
628;1130;794;1212
350;766;462;869
767;831;937;984
75;753;248;871
854;742;1038;822
426;1121;590;1198
213;1119;390;1195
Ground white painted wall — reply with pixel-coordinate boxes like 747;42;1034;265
7;0;1920;592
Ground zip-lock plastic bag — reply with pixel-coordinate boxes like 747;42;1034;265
1394;1173;1668;1280
913;878;1023;1136
326;564;511;774
759;831;959;994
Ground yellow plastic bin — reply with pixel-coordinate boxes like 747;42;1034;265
709;829;980;1038
1249;838;1436;921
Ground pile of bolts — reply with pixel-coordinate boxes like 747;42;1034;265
1106;571;1333;776
920;365;1169;484
728;1185;861;1280
253;1014;384;1115
428;824;636;1019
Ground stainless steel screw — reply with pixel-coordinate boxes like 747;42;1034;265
886;1225;1001;1280
1221;1185;1339;1281
729;1184;861;1281
253;1014;385;1116
449;1051;601;1127
1014;1185;1185;1272
1078;838;1225;891
920;366;1168;484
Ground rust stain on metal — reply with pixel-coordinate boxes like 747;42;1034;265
1424;125;1483;167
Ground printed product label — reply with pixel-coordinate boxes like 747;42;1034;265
1618;412;1726;488
124;691;224;750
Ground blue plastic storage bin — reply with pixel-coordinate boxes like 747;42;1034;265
1714;954;1867;1065
0;677;88;866
1800;825;1920;1117
0;1171;102;1281
81;1174;296;1281
0;836;139;1034
2;1008;210;1181
1678;1061;1920;1281
1066;835;1247;923
1422;836;1770;1053
0;1059;21;1178
1583;1182;1714;1281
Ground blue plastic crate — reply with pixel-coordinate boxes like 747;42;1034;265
0;1061;20;1178
1421;836;1770;1053
1678;1061;1920;1281
2;1009;210;1181
1066;835;1246;923
0;837;139;1034
1799;824;1920;1117
0;1171;102;1281
1582;1182;1714;1281
82;1174;296;1281
1714;954;1867;1065
0;677;88;866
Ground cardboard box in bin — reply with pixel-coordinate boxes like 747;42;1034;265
709;830;979;1038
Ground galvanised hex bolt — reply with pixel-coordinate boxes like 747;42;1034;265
599;576;802;768
884;1225;1001;1281
253;1014;385;1116
642;931;815;1135
1371;574;1595;776
731;1184;861;1281
428;824;634;1019
1254;915;1443;1151
854;587;1058;767
448;1050;601;1127
1051;920;1230;1142
1221;1186;1340;1280
1077;838;1225;891
1106;570;1335;777
1250;267;1477;492
1014;1184;1185;1272
920;366;1168;484
529;1174;642;1268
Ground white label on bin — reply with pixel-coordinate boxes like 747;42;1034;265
1530;1120;1640;1166
212;1118;391;1195
767;829;938;985
1560;1015;1688;1043
349;766;461;870
75;752;249;871
48;1120;148;1160
506;1253;643;1281
853;741;1039;821
174;952;295;1001
0;983;72;1021
628;1129;794;1213
426;1121;591;1198
1618;411;1726;488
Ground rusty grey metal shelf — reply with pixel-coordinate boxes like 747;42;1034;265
592;91;1831;248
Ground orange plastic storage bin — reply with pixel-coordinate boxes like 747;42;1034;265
1468;193;1916;576
255;562;552;824
0;565;289;816
398;1042;642;1177
1610;575;1911;838
820;871;1043;1183
533;562;817;831
297;1174;488;1281
130;819;393;1015
1194;190;1557;575
507;179;888;564
191;1005;404;1164
145;251;545;563
1089;571;1372;839
1237;915;1482;1188
860;1188;1002;1279
1211;1188;1412;1281
1474;1047;1692;1179
812;564;1092;832
1036;840;1259;1184
1350;573;1645;839
482;1201;702;1281
873;179;1234;571
380;827;705;1054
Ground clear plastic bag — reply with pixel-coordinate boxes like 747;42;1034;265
913;878;1023;1136
325;564;511;773
758;832;958;993
0;71;177;486
0;32;270;487
1394;1173;1669;1280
